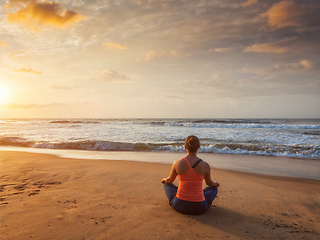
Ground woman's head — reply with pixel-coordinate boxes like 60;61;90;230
185;135;200;153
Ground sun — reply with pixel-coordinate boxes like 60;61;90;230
0;86;10;104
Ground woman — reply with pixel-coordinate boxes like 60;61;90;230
162;135;219;215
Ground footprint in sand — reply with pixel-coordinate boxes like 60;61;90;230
46;181;62;185
14;184;27;191
29;190;40;196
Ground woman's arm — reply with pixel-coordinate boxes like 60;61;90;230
204;163;219;187
161;162;178;184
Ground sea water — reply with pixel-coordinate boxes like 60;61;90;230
1;118;319;159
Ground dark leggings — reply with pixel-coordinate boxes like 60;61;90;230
163;183;218;215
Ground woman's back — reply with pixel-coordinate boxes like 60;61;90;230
176;157;205;202
175;156;208;175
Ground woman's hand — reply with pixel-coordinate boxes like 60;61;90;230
213;181;219;187
161;178;168;184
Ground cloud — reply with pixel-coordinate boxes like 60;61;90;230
90;69;132;82
240;60;314;75
208;74;238;88
201;69;319;98
50;84;80;90
199;74;241;96
210;47;233;53
240;67;267;75
102;42;127;50
146;51;165;61
241;0;258;7
6;0;87;31
4;103;66;108
0;40;7;47
200;74;264;97
14;67;42;74
145;50;182;61
2;102;90;109
170;50;181;58
243;39;292;54
299;60;314;70
275;60;314;71
261;0;305;30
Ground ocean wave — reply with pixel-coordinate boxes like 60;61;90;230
119;119;320;130
200;143;320;158
303;131;320;136
0;137;35;147
0;137;156;151
149;121;166;126
1;137;319;159
49;120;101;124
191;119;274;124
165;122;320;130
128;119;320;130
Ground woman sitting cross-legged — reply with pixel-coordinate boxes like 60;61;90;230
162;135;219;215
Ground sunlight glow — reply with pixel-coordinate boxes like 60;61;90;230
0;86;10;104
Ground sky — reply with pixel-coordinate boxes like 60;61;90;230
0;0;319;118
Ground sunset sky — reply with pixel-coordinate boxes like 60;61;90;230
0;0;319;118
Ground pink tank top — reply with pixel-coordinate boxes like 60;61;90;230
176;157;205;202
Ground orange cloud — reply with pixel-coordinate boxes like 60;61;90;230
277;60;314;71
102;42;127;50
146;51;165;60
6;0;86;31
261;0;305;29
243;42;290;54
241;0;258;7
14;67;42;74
210;48;233;53
146;50;182;61
240;60;314;75
299;60;314;70
0;40;7;47
90;70;132;82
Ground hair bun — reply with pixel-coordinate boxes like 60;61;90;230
185;135;200;153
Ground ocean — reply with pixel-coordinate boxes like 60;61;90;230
1;118;319;159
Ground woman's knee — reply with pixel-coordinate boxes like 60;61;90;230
204;187;218;202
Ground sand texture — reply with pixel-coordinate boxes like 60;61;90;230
0;151;319;240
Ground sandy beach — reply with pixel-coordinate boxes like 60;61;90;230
1;151;319;240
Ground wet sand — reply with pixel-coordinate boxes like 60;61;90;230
2;147;319;180
1;151;319;239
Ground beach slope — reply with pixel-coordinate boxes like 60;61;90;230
1;151;319;240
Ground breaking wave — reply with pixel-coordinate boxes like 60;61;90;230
1;136;319;159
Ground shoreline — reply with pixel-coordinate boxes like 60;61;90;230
1;147;319;180
1;151;319;240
